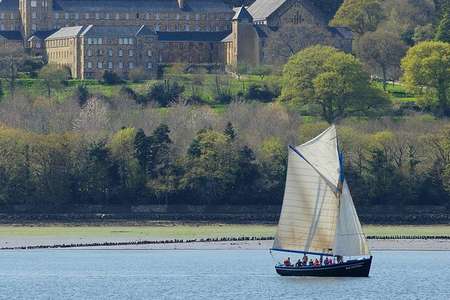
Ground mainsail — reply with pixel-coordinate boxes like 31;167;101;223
273;125;369;257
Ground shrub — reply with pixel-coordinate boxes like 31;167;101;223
102;71;123;85
244;84;278;102
128;68;147;83
147;81;185;106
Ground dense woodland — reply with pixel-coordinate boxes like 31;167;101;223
0;0;449;210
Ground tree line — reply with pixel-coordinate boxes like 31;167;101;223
0;100;449;209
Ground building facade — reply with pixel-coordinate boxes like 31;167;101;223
1;0;352;78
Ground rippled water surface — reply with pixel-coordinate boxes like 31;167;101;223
0;250;449;299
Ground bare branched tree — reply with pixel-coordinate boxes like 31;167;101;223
265;24;335;65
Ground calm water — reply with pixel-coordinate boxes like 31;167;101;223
0;250;449;300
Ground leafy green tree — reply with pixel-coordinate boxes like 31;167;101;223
38;64;70;97
280;45;389;123
435;11;450;42
109;127;145;202
182;129;238;205
401;41;450;115
330;0;384;35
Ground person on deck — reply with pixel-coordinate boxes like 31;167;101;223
308;259;314;266
295;259;302;268
284;257;292;266
302;254;308;266
324;257;329;265
314;258;320;266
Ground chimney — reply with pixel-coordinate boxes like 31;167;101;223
177;0;185;10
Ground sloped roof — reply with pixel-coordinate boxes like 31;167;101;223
29;30;58;41
0;30;22;40
0;0;19;11
46;26;84;40
53;0;232;13
247;0;287;21
80;25;156;37
232;6;253;21
157;31;230;42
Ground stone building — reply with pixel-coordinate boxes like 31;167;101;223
0;0;352;78
46;25;159;79
224;0;352;67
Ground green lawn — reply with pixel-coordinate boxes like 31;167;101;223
0;224;448;240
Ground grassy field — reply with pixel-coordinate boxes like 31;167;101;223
2;74;276;103
0;224;448;240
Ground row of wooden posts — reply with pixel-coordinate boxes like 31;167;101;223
1;235;449;250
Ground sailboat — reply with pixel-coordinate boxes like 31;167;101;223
272;125;372;277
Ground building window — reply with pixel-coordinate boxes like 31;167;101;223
65;13;69;20
129;38;133;45
75;13;79;20
108;62;113;69
186;14;190;20
87;61;92;69
195;14;199;20
129;62;134;69
125;13;129;20
118;49;123;57
97;62;102;69
32;24;37;31
108;49;113;56
32;12;37;19
87;49;92;56
106;13;110;20
31;0;37;7
155;24;160;31
176;14;180;20
186;24;190;31
156;13;159;20
98;38;102;45
147;62;152;69
145;13;149;20
147;50;152;57
115;13;120;20
95;13;100;20
0;13;4;19
85;13;89;19
118;62;123;69
87;38;92;45
129;50;134;57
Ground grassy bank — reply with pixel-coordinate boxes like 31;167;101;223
1;224;448;240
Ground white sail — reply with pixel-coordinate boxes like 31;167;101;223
334;180;370;256
273;126;341;253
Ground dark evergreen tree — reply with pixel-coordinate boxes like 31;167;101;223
0;79;4;99
224;122;236;141
148;124;172;178
75;85;89;107
435;11;450;42
134;128;150;169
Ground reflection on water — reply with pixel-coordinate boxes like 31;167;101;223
0;250;448;299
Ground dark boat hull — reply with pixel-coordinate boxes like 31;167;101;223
275;256;372;277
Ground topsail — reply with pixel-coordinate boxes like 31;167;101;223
273;125;369;257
